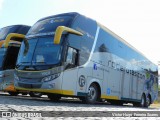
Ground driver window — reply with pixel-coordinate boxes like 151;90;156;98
66;47;78;66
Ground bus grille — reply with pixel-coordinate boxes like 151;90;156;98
18;83;42;89
19;78;42;83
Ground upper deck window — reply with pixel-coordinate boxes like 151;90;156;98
0;26;18;40
27;16;73;36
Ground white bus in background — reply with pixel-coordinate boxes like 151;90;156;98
14;12;158;107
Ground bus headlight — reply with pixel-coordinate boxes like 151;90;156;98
42;73;60;82
14;74;19;81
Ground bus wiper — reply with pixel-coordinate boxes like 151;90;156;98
16;62;30;68
33;62;47;65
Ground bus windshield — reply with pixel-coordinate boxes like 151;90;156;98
0;26;18;40
0;48;6;70
17;36;62;69
27;16;73;37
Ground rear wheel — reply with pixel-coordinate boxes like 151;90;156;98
48;94;61;101
8;92;19;96
145;95;151;107
133;94;146;107
29;92;42;97
83;83;99;104
109;100;123;106
140;94;146;107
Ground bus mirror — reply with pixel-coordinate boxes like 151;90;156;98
4;33;25;48
54;26;83;44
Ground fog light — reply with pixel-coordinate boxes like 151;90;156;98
49;83;55;89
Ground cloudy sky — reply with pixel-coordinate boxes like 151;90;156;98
0;0;160;65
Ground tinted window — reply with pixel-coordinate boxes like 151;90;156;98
0;48;6;70
0;26;18;40
68;15;97;65
0;25;30;41
27;16;73;36
94;29;116;53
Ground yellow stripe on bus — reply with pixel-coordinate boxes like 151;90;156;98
15;87;74;96
101;95;119;100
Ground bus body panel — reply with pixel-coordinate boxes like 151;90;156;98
0;69;16;91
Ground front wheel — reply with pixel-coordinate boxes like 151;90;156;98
29;92;42;97
83;83;99;104
8;92;19;96
48;94;61;101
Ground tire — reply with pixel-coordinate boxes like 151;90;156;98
48;94;61;101
108;100;123;106
137;94;146;107
8;92;19;96
141;94;147;107
145;95;151;108
29;92;42;97
83;83;99;104
21;93;28;95
134;94;147;107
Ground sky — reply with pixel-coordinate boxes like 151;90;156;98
0;0;160;66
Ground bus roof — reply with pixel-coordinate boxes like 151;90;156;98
37;12;79;22
1;25;30;29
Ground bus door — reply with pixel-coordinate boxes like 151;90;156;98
61;47;79;95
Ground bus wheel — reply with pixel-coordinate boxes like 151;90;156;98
48;94;61;101
8;92;19;96
109;100;123;106
21;93;28;95
145;95;151;108
29;92;42;97
140;94;146;107
84;83;99;104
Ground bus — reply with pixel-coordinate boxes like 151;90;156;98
0;25;41;97
14;12;158;107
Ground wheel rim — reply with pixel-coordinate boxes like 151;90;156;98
141;95;145;106
88;86;96;101
146;96;150;106
33;92;41;96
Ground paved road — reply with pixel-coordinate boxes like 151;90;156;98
0;92;159;120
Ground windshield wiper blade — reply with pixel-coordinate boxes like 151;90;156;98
32;61;47;65
16;62;30;68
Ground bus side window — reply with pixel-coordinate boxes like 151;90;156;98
65;47;78;69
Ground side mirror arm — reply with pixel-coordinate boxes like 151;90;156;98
54;26;83;44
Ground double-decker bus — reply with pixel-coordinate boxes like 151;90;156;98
14;12;158;107
0;25;30;95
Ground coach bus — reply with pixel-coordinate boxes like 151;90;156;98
0;25;42;97
0;25;30;95
14;12;158;107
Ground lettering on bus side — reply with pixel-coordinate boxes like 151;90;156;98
107;60;146;80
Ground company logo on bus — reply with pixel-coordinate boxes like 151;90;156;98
79;75;85;87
